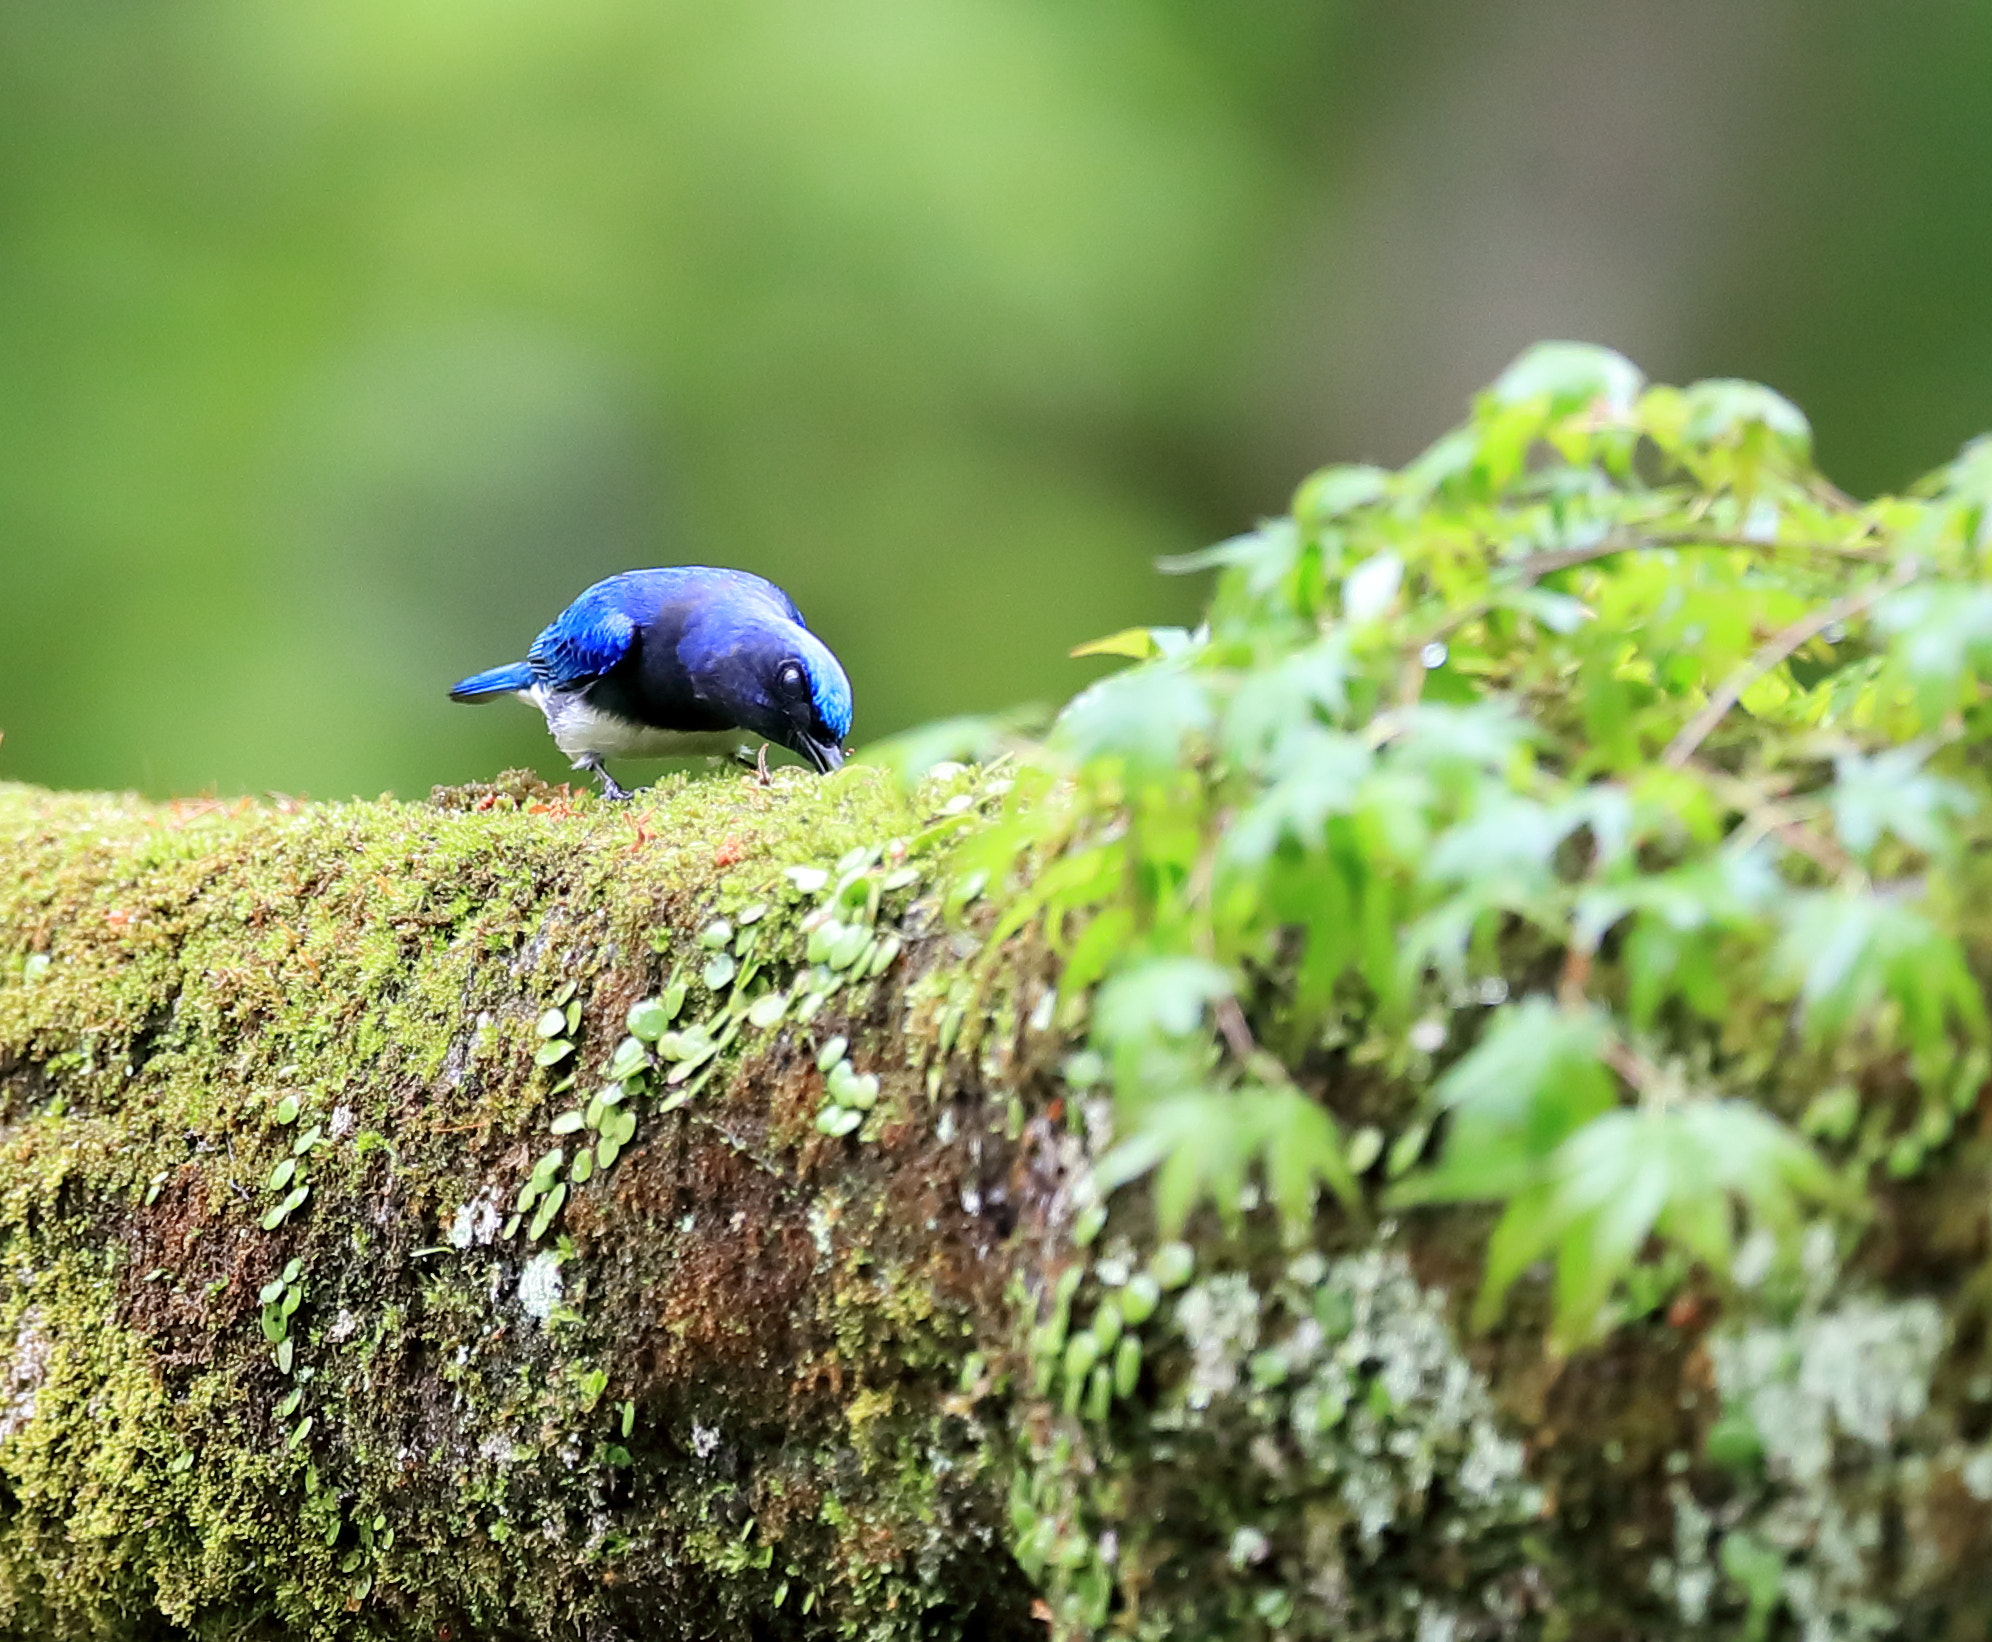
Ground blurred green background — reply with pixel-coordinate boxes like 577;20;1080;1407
5;1;1992;797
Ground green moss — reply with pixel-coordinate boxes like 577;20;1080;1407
0;769;1039;1640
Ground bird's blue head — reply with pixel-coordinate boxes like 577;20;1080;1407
707;618;853;773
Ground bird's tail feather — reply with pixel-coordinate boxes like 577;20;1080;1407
448;662;534;702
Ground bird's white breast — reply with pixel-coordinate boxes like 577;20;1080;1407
526;688;747;763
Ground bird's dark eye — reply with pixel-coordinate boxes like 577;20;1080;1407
778;661;806;695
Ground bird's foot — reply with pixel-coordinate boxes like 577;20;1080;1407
579;757;633;801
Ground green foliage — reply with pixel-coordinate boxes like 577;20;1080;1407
973;342;1992;1349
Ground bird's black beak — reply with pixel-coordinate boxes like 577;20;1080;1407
797;732;846;774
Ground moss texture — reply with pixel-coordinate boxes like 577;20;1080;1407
2;764;1991;1641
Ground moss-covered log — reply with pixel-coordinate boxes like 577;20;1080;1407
12;348;1992;1642
0;770;1060;1641
3;766;1989;1642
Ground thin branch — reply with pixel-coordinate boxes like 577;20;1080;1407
1406;528;1889;661
1516;530;1888;580
1214;995;1258;1064
1662;560;1919;770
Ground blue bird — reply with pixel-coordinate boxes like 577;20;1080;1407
449;567;853;797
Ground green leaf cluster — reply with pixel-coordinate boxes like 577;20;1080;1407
971;342;1992;1348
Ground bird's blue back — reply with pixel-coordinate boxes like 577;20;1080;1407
535;567;850;740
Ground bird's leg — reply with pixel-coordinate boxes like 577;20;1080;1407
577;754;632;801
755;744;771;786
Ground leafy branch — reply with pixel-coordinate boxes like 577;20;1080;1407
957;341;1992;1352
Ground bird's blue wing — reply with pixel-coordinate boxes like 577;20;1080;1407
528;594;636;689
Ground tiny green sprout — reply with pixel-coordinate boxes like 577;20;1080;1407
565;998;582;1035
1062;1330;1101;1389
516;1177;545;1214
281;1257;303;1285
267;1158;296;1192
260;1185;309;1230
1150;1243;1195;1291
274;1095;301;1125
702;952;737;991
1072;1203;1107;1248
826;1061;878;1109
535;1008;568;1039
736;900;768;926
1346;1126;1384;1175
866;934;903;976
275;1339;294;1374
550;980;579;1007
292;1124;324;1156
747;991;788;1029
531;1147;565;1182
1112;1335;1142;1399
815;1106;863;1138
604;1107;638;1147
528;1183;567;1240
570;1149;594;1186
805;922;840;965
276;1388;303;1419
167;1450;195;1475
659;1023;716;1063
575;1366;609;1406
1385;1121;1431;1179
816;1036;849;1073
826;926;870;971
1090;1299;1123;1352
584;1088;610;1128
794;992;827;1024
501;1213;522;1240
596;1136;622;1171
287;1417;313;1450
604;1036;650;1082
282;1286;302;1317
534;1038;574;1067
20;953;48;982
1084;1363;1112;1422
260;1306;286;1344
699;918;734;950
1120;1273;1161;1326
550;1109;585;1136
258;1278;286;1306
144;1170;168;1206
881;865;921;892
627;999;674;1042
620;1399;635;1438
958;1351;987;1392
